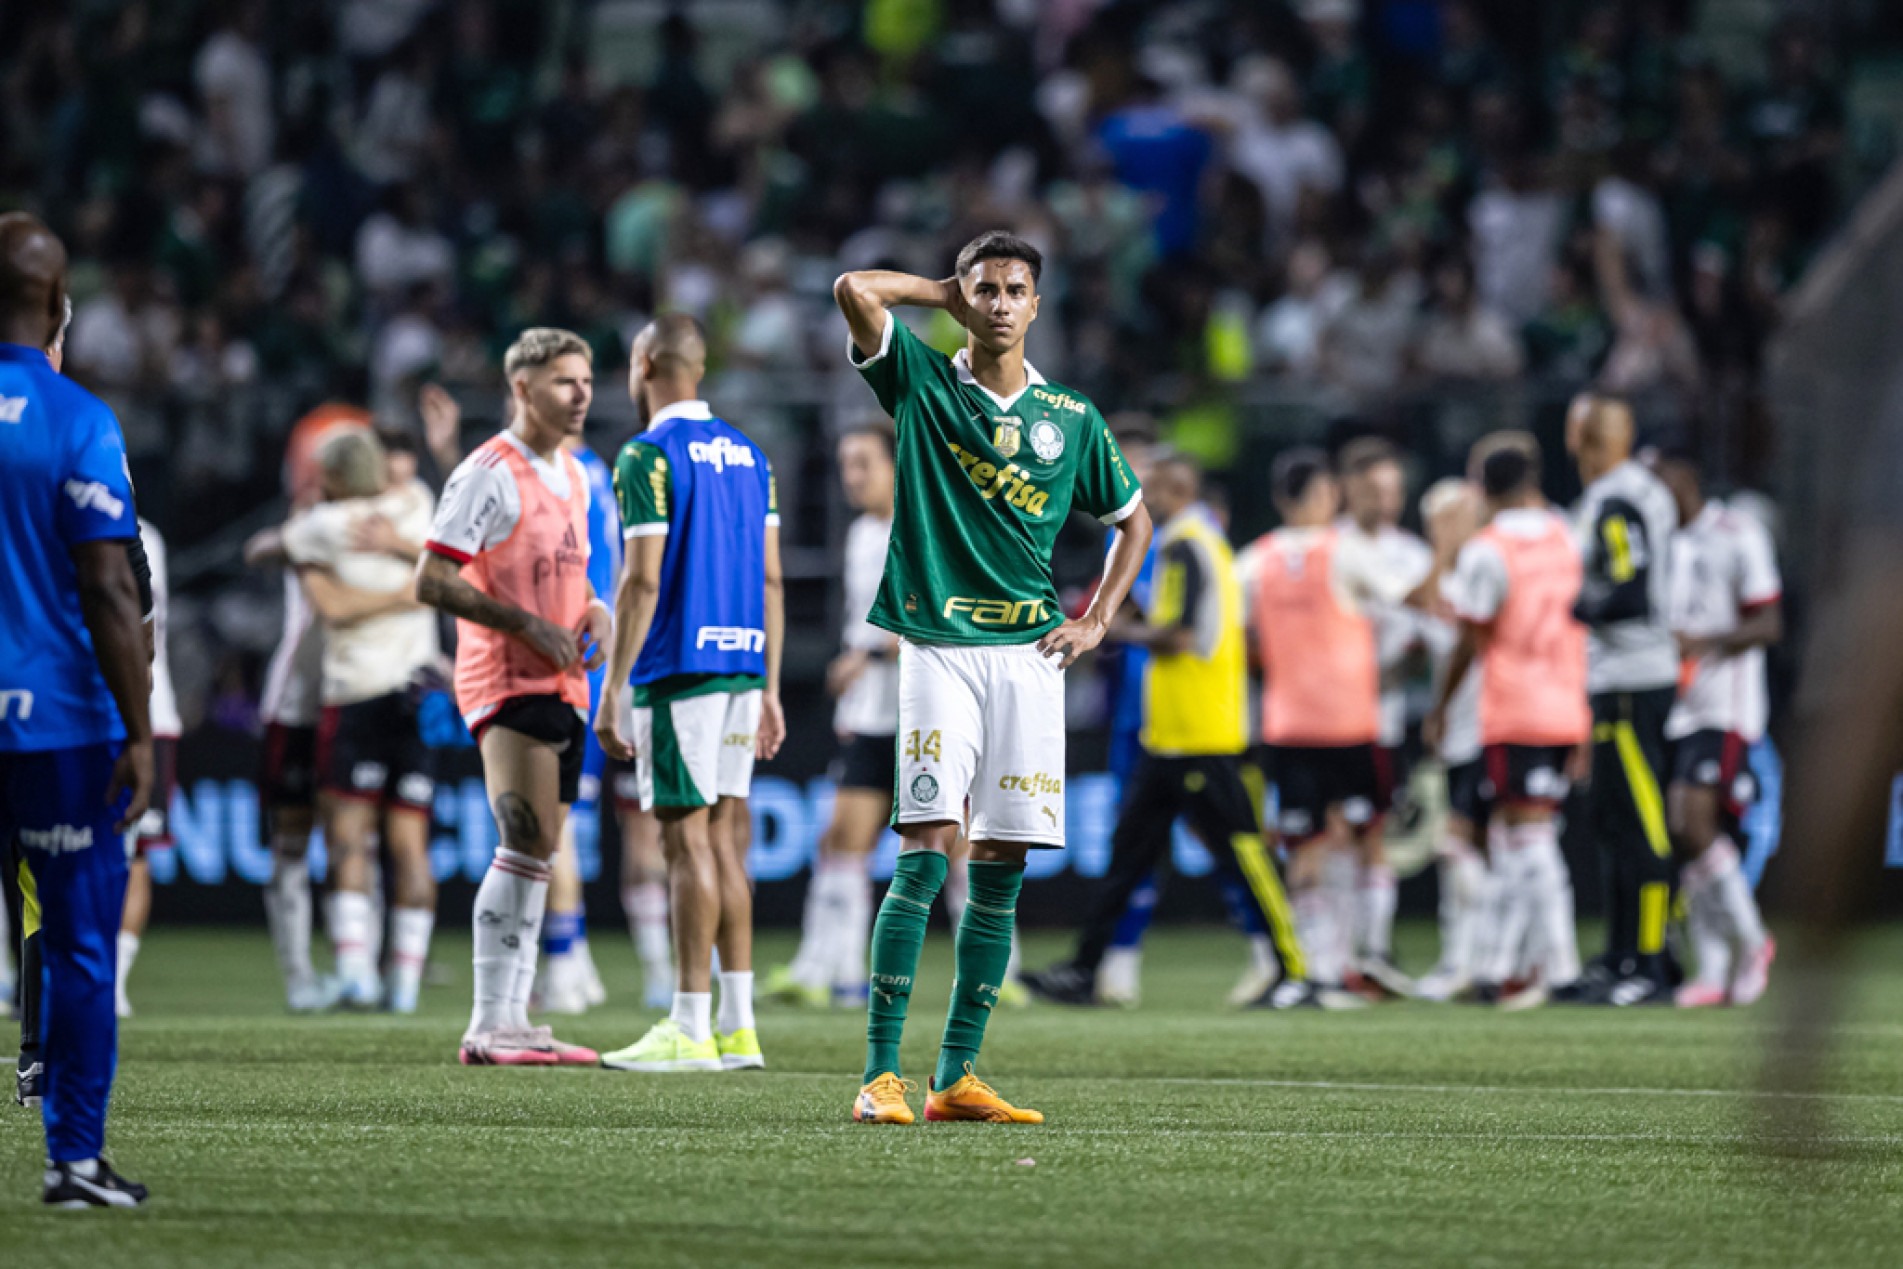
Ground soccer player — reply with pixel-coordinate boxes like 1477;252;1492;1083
1414;478;1491;1002
245;405;368;1013
416;328;610;1066
115;515;182;1019
537;426;624;1016
284;428;440;1012
1337;438;1434;992
1652;452;1781;1006
834;231;1150;1125
594;314;784;1074
1244;448;1417;1004
1023;453;1309;1009
767;419;897;1009
0;211;153;1205
1428;439;1591;1008
1566;394;1681;1005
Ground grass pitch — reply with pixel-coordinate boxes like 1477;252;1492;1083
3;924;1900;1267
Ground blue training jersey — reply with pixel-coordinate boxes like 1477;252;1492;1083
617;408;775;687
1105;528;1161;744
574;442;621;708
0;342;140;752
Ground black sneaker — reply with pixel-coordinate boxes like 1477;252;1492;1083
43;1158;148;1208
1253;978;1319;1009
15;1060;42;1108
1551;961;1617;1005
1020;964;1099;1006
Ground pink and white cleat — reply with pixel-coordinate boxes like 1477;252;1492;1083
1728;936;1777;1006
459;1028;561;1066
1674;981;1728;1009
527;1025;599;1065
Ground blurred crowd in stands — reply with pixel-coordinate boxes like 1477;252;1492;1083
0;0;1882;722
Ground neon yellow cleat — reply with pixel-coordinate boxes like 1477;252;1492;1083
925;1066;1044;1124
717;1027;766;1070
853;1073;917;1124
997;976;1031;1009
599;1019;721;1073
762;965;830;1008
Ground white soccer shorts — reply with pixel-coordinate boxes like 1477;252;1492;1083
630;689;762;810
894;639;1066;848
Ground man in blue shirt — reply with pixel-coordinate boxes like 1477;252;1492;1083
0;213;153;1207
595;314;785;1074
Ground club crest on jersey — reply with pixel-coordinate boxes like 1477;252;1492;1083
910;773;940;804
992;418;1021;458
1028;419;1065;461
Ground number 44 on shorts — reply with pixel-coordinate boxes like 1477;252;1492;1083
903;729;942;763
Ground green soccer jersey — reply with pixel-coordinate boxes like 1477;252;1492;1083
850;314;1141;646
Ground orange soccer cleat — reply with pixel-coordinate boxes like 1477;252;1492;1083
923;1066;1044;1124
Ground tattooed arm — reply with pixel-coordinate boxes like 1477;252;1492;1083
414;550;578;670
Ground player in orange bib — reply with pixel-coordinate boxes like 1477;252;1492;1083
416;329;613;1066
1242;449;1419;1003
1427;435;1591;1009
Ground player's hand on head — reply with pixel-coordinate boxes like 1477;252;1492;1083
1037;616;1107;670
938;277;970;329
756;694;786;761
520;615;581;671
107;737;155;835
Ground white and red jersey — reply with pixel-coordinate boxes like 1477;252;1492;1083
1449;507;1590;749
427;432;593;730
1418;605;1483;766
139;518;182;739
834;511;898;738
1667;498;1780;742
261;569;324;727
283;479;439;706
1338;519;1434;747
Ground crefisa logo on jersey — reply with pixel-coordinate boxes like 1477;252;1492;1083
686;436;756;473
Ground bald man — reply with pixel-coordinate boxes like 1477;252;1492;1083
0;213;151;1205
1566;394;1681;1006
595;314;785;1073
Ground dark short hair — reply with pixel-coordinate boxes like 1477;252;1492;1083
1272;447;1331;506
1480;446;1540;499
840;416;896;461
375;425;419;457
1339;435;1401;478
955;230;1042;285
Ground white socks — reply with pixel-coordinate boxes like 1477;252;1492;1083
389;907;435;1001
835;866;872;992
716;971;755;1035
1356;864;1397;960
1437;839;1488;979
623;881;673;983
470;849;550;1036
1512;822;1580;987
1293;882;1341;986
330;890;375;985
671;990;713;1043
1321;848;1359;976
116;931;140;1014
789;858;875;993
264;850;314;989
1682;837;1767;984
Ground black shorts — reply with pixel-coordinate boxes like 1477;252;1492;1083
1481;744;1574;809
474;694;587;806
830;732;896;795
1446;757;1488;825
317;692;436;813
134;737;179;854
1671;729;1758;823
260;722;318;833
1261;743;1387;842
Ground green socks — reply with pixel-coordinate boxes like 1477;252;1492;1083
935;860;1024;1090
863;849;948;1084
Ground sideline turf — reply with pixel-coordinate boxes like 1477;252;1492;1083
3;925;1899;1267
